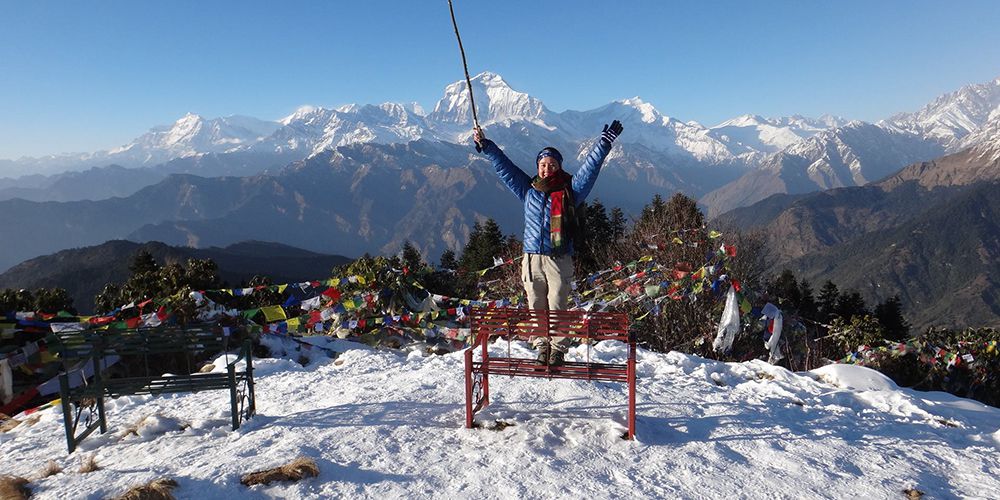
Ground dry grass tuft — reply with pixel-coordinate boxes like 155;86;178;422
17;414;41;428
240;457;319;487
78;454;100;474
0;414;20;433
120;415;151;438
37;459;62;479
488;420;515;431
0;476;31;500
111;478;178;500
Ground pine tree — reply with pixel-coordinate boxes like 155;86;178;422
439;249;458;270
638;194;667;228
400;241;424;273
770;269;802;312
459;219;505;273
817;281;840;321
874;295;910;341
835;290;868;320
798;280;818;319
610;207;627;242
577;199;613;274
129;249;159;275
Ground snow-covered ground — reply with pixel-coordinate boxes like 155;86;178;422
3;337;999;499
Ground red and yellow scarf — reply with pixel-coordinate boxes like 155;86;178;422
531;171;575;254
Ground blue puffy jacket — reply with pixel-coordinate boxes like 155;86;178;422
481;137;613;255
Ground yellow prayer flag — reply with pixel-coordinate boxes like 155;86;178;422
261;306;287;322
278;284;288;293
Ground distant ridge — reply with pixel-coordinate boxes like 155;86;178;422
715;143;1000;329
0;240;352;314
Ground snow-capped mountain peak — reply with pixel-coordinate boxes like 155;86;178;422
163;113;205;147
260;100;436;157
884;76;1000;151
281;105;326;126
428;71;551;127
713;114;769;128
707;113;844;155
403;102;426;116
108;114;280;160
617;96;662;124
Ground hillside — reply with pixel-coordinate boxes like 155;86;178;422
0;240;351;314
1;339;997;498
714;144;1000;329
788;182;1000;328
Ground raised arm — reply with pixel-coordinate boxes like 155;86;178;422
572;120;623;203
475;128;531;201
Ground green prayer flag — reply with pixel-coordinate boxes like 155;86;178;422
740;297;751;315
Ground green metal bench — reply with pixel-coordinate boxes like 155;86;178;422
48;325;255;453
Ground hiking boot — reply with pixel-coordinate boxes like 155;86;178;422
548;350;565;367
535;344;550;364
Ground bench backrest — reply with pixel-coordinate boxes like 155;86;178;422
470;307;631;345
49;326;234;361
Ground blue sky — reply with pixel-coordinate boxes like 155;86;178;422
2;0;999;159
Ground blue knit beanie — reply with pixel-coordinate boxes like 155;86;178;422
536;147;563;166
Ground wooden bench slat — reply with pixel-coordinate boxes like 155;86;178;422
49;326;256;452
465;307;637;439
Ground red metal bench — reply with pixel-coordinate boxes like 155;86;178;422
463;307;636;439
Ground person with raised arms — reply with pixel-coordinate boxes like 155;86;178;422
473;120;623;365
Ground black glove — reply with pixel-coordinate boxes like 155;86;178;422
601;120;623;144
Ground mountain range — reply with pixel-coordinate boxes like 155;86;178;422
1;72;1000;328
2;73;997;209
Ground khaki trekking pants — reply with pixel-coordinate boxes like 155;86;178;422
521;253;574;352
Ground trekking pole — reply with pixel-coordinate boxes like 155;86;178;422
447;0;482;151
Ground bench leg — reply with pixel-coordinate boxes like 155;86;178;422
464;349;474;428
60;375;76;453
481;343;490;409
246;355;256;418
97;395;108;433
228;369;239;430
627;350;636;440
